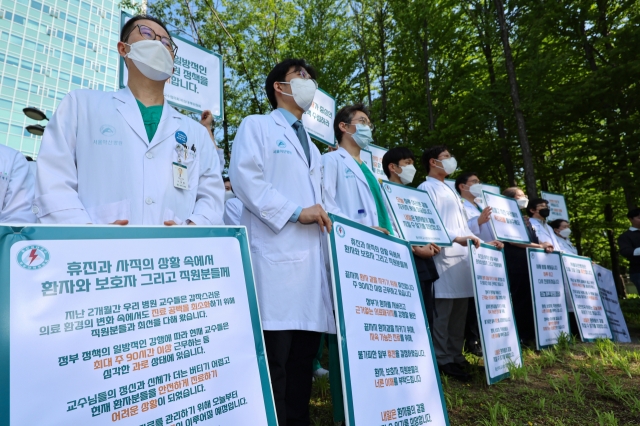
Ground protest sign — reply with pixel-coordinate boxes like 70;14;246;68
468;243;522;385
483;191;530;244
120;13;223;117
380;181;452;247
327;215;449;426
302;88;336;147
593;265;631;343
560;254;613;341
483;184;501;195
526;249;571;350
361;144;389;182
360;150;374;175
1;225;276;425
541;191;569;222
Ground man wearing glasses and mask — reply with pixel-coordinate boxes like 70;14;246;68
33;15;224;225
229;59;335;426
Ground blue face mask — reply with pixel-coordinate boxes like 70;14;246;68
347;124;373;149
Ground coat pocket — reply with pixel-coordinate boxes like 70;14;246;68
86;199;130;224
163;208;185;225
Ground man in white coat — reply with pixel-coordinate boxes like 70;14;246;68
33;15;224;225
0;144;35;223
527;198;561;250
228;59;334;426
418;145;503;381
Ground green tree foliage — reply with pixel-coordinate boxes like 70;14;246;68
142;0;640;290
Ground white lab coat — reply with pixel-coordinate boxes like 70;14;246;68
556;236;578;255
530;218;563;251
322;147;378;227
228;109;335;333
33;88;224;225
463;199;495;242
0;144;35;223
223;197;243;226
418;178;480;298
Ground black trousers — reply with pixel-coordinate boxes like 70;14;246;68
420;279;436;329
263;330;322;426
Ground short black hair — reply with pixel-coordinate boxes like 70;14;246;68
527;198;549;217
121;15;172;43
335;104;370;144
421;145;449;173
455;172;478;195
549;219;569;229
627;208;640;219
382;147;415;178
223;176;230;183
265;59;317;110
24;155;34;161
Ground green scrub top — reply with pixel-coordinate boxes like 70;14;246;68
358;160;394;235
136;99;163;142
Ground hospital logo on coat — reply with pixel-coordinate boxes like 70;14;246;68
17;245;50;270
336;225;346;238
277;140;286;148
100;125;116;136
384;184;392;193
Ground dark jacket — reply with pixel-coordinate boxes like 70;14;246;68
618;228;640;274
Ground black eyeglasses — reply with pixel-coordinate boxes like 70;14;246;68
124;24;178;56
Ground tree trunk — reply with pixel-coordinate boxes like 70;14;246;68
376;2;388;122
421;22;435;132
493;0;537;197
604;202;626;298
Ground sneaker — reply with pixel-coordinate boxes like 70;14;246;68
313;367;329;378
438;363;471;382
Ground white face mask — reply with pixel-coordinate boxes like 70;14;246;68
224;190;235;202
125;39;174;81
468;183;484;198
559;228;571;238
435;157;457;175
278;78;317;111
396;164;416;184
346;124;373;149
516;197;529;209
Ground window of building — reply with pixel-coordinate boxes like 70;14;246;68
10;34;23;46
10;125;23;136
74;56;84;66
2;77;16;88
7;56;20;67
0;122;8;133
0;99;11;110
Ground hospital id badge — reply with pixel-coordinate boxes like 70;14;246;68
172;162;189;190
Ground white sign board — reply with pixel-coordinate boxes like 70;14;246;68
361;144;388;182
302;89;335;147
561;254;613;342
483;184;501;195
380;181;452;247
468;243;522;385
483;191;531;244
328;215;449;426
2;225;277;425
526;249;571;349
120;13;223;117
541;191;569;222
594;265;631;343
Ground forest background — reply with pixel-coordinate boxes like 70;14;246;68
126;0;640;295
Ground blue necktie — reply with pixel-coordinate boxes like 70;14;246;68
292;120;310;165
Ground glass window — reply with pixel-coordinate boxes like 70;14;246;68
70;0;79;5
5;12;12;20
83;79;89;87
34;63;41;73
73;56;84;66
53;49;61;58
64;33;74;43
10;34;23;46
10;125;23;136
81;2;90;11
18;81;30;92
24;128;33;137
7;56;19;67
78;38;86;47
79;19;88;29
17;0;30;5
98;83;104;91
71;75;82;84
59;11;66;20
99;65;105;73
68;15;77;25
50;69;59;78
21;60;33;71
1;32;7;42
60;71;70;81
27;19;39;31
0;99;11;110
56;91;65;100
88;41;94;50
31;84;38;94
31;0;43;11
0;52;5;62
3;77;16;88
14;14;26;25
0;122;8;133
43;4;50;14
62;52;73;62
107;67;116;77
48;89;56;99
24;39;36;51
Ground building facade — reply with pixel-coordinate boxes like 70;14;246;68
0;0;128;157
